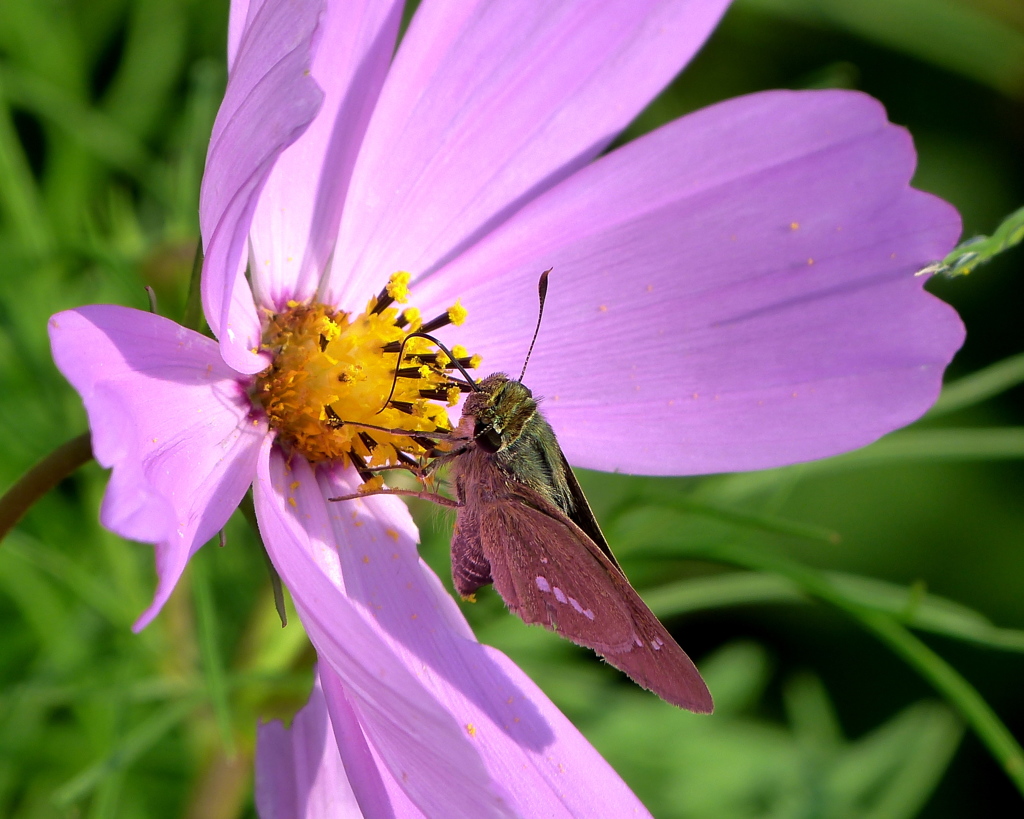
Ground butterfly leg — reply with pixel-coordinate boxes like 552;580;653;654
419;443;472;477
357;461;431;479
327;486;461;508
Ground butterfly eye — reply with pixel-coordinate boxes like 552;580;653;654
475;421;503;453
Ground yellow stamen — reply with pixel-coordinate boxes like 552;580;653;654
253;283;477;467
386;271;411;303
447;300;468;326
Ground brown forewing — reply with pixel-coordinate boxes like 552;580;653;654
478;484;713;713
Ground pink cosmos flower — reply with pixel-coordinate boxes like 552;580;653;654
49;0;965;815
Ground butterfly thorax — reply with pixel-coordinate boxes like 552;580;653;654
454;373;574;514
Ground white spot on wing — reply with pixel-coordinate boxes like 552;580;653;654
553;586;567;604
535;576;551;593
569;596;595;620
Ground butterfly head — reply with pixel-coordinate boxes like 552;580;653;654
463;373;537;453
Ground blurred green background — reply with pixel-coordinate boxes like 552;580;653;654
1;0;1022;817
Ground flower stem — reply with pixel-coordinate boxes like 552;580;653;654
0;432;93;545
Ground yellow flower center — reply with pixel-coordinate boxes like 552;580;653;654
252;272;479;470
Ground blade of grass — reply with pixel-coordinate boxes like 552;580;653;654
87;769;124;819
645;572;803;616
834;428;1024;467
4;532;137;627
927;352;1024;419
642;495;841;544
0;79;52;253
182;241;206;333
52;696;200;806
645;569;1024;652
709;427;1024;503
190;555;235;757
740;0;1024;97
836;702;962;819
827;573;1024;652
100;0;187;139
0;65;154;185
681;542;1024;797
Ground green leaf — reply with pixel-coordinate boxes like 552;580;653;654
52;697;199;806
922;204;1024;278
738;0;1024;97
0;65;154;184
832;702;962;819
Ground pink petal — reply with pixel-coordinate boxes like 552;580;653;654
226;0;251;68
249;0;405;311
414;89;965;475
319;667;432;817
326;0;731;309
48;307;265;630
200;0;324;374
227;0;249;67
256;672;366;818
252;440;515;818
313;465;656;817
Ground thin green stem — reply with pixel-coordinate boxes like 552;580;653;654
861;611;1024;793
805;428;1024;473
927;351;1024;418
237;492;287;627
0;433;93;545
686;542;1024;797
182;241;206;333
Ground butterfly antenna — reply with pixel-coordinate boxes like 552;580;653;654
378;331;481;414
519;268;552;382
